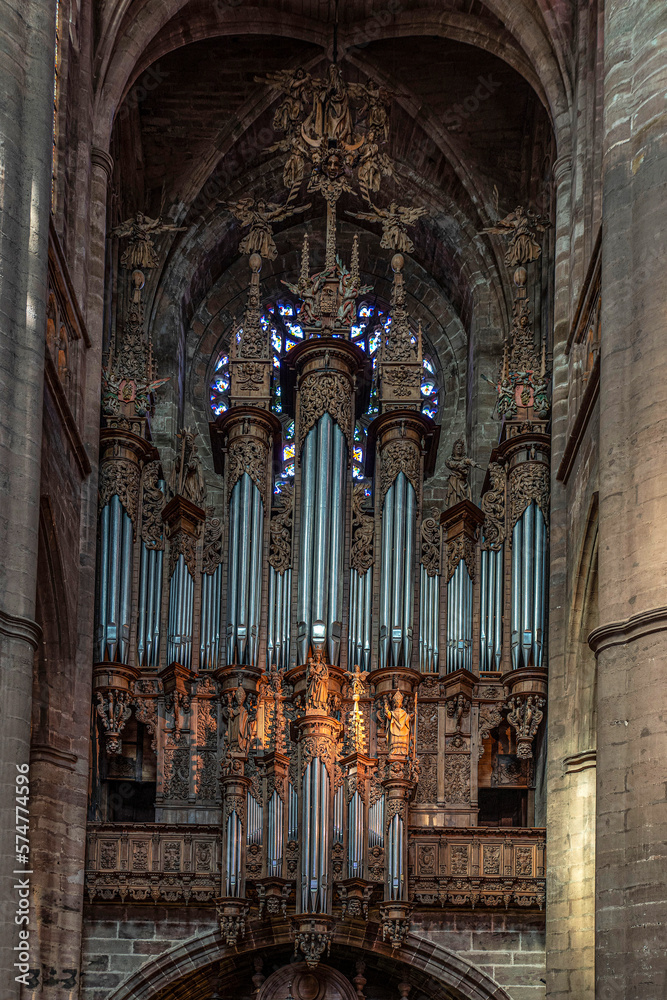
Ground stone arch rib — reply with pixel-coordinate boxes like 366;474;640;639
105;920;512;1000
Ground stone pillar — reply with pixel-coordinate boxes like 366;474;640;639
591;5;667;997
0;0;56;986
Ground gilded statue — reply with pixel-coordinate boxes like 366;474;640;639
225;686;250;754
109;211;185;270
346;201;426;254
482;206;550;268
306;649;329;712
445;438;480;507
380;690;415;757
225;197;310;260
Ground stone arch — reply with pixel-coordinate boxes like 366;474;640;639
105;919;513;1000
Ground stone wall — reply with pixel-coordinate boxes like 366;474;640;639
80;907;545;1000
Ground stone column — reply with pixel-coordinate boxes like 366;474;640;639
0;0;56;986
591;5;667;997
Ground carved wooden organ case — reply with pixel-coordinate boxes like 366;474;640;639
89;242;549;952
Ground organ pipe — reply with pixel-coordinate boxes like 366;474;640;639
379;472;416;669
419;564;439;672
479;546;503;671
226;473;264;667
200;563;222;669
301;757;330;913
446;560;474;673
95;494;134;663
511;500;547;669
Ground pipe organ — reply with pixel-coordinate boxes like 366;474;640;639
90;63;550;962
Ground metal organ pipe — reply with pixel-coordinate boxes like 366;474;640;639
379;473;416;669
347;791;364;878
225;810;243;897
267;791;284;876
379;481;393;668
301;758;330;913
511;501;548;669
479;546;504;671
419;564;439;673
446;560;473;673
227;472;264;667
200;563;222;669
95;493;136;664
167;554;194;669
297;415;347;663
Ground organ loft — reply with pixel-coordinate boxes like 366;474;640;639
2;3;666;1000
88;65;549;989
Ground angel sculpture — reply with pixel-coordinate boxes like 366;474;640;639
346;201;426;254
254;67;313;133
109;211;185;270
482;205;550;268
225;197;310;260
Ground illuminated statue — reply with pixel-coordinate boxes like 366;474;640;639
445;438;479;507
381;690;414;756
109;211;184;269
306;649;329;712
226;687;250;754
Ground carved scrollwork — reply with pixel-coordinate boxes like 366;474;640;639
379;440;420;503
509;463;549;531
169;530;198;578
140;460;165;549
300;734;337;775
481;462;506;551
382;364;421;396
269;482;294;574
227;438;267;494
420;507;440;576
443;756;470;804
133;696;158;751
446;694;470;734
350;483;374;574
99;459;141;523
447;534;476;582
298;371;352;453
235;361;265;392
202;507;223;575
478;703;505;757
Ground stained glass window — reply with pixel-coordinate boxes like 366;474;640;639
209;297;441;486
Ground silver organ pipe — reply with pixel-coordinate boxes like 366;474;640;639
301;758;330;913
225;810;243;897
226;472;264;666
347;791;364;878
479;546;504;671
268;565;292;670
95;494;134;663
200;563;222;669
419;563;439;672
511;500;547;669
288;781;298;841
297;415;347;663
137;543;163;667
333;785;344;844
246;791;263;845
379;473;416;669
167;553;194;669
446;560;473;673
368;795;385;849
387;813;405;901
267;790;284;876
348;568;372;671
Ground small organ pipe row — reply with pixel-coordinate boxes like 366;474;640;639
446;560;473;673
267;566;292;670
348;567;372;672
96;495;133;663
479;547;503;671
200;563;222;670
419;564;439;672
301;757;330;913
511;501;547;669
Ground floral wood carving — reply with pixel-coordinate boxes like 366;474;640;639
202;508;223;575
480;462;506;551
379;440;420;502
351;482;374;574
509;463;550;531
133;697;158;751
447;533;476;582
506;695;545;759
140;461;165;548
298;371;352;453
169;529;198;578
99;459;141;523
269;482;294;574
420;507;440;576
227;438;267;495
443;756;470;805
478;703;505;758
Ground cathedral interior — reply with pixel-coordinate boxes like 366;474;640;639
1;1;666;999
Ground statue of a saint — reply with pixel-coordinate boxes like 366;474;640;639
226;687;250;754
306;650;329;712
444;438;479;507
381;690;413;756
